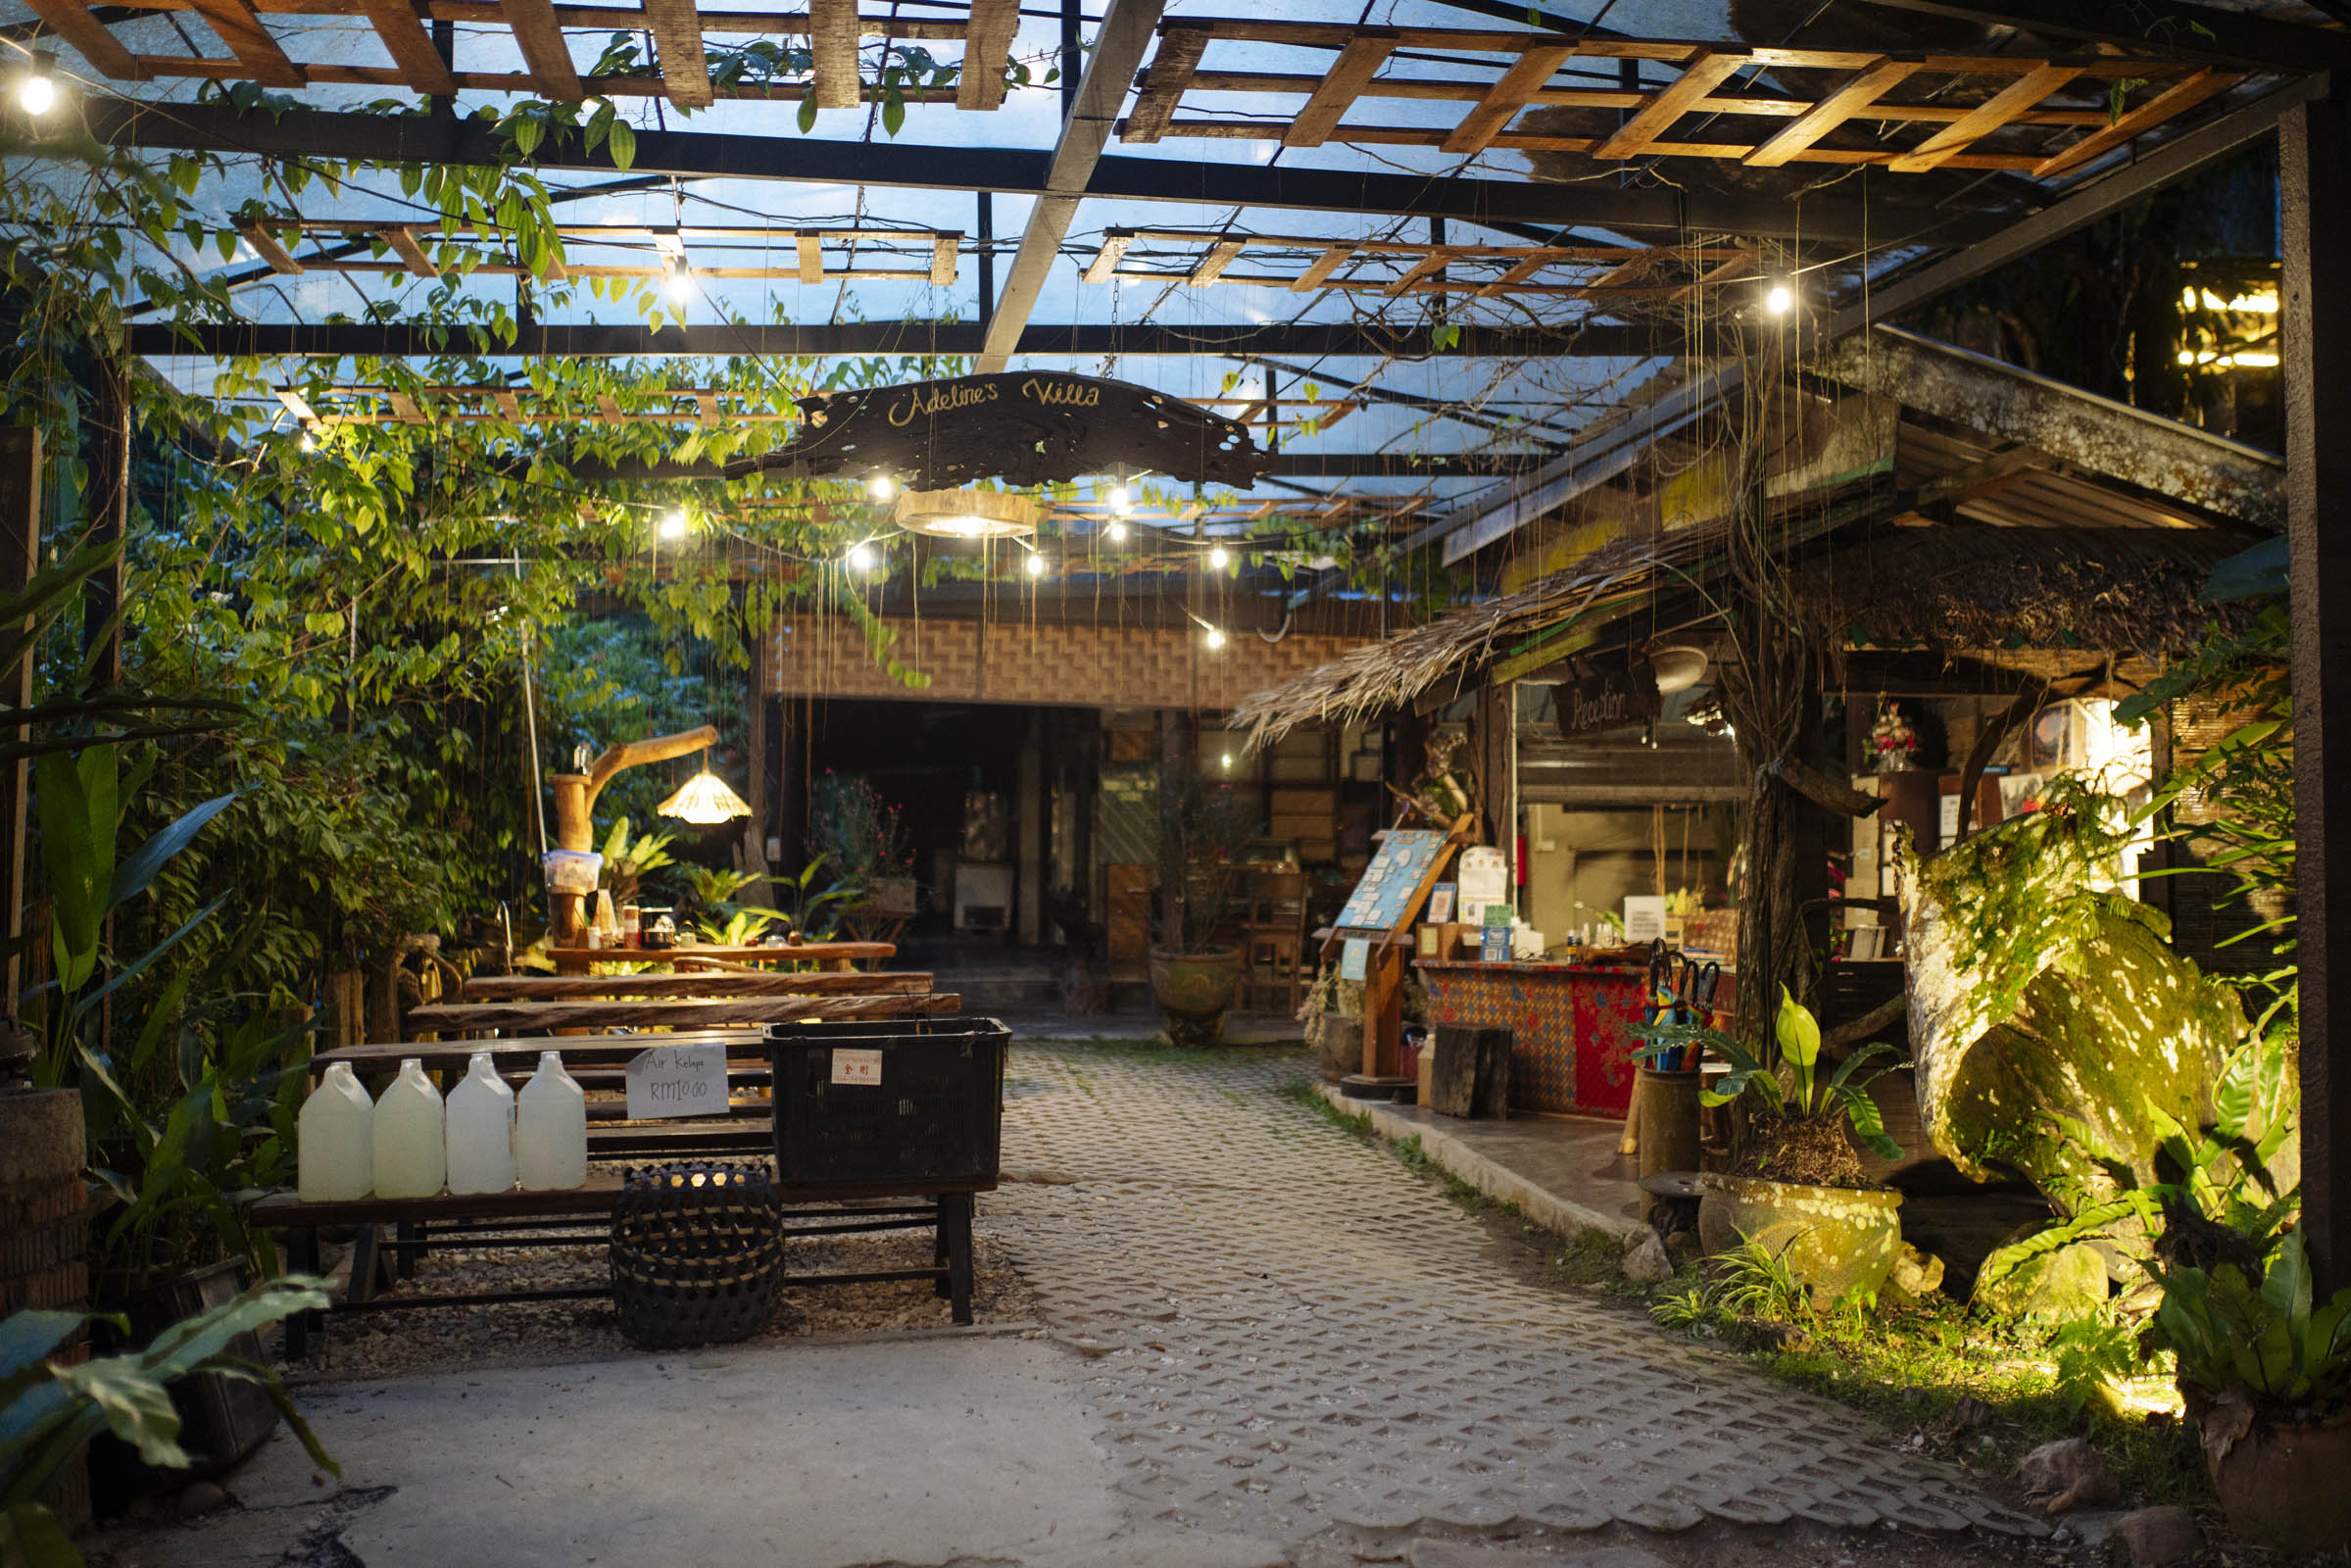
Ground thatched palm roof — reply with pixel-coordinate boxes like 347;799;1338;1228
1793;525;2249;657
1232;524;1727;751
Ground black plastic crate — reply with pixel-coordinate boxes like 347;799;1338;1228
767;1016;1008;1188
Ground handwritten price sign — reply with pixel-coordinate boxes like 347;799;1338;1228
624;1043;729;1120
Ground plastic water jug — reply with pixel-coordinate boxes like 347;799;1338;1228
516;1053;588;1191
445;1053;517;1195
372;1058;446;1199
297;1061;374;1201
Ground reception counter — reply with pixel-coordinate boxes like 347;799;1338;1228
1414;959;1655;1117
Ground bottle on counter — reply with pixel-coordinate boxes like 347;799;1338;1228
445;1052;517;1195
297;1061;375;1201
372;1058;446;1199
516;1052;588;1191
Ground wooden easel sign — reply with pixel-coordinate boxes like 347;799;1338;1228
1322;811;1476;1080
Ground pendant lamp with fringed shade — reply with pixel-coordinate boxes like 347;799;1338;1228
657;750;752;825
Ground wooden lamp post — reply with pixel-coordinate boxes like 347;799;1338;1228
545;724;718;947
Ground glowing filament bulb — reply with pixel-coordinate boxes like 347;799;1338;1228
19;55;57;116
1203;626;1226;650
868;473;896;502
847;543;875;570
660;510;688;540
1025;552;1046;578
1765;282;1794;316
1207;545;1230;569
1105;519;1128;543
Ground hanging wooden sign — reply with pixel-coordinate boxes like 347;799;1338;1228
723;371;1268;489
1552;656;1660;739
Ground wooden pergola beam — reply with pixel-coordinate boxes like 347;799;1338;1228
642;0;711;107
382;226;440;276
809;0;860;110
1119;22;1205;143
1744;57;1916;168
1285;30;1396;149
19;0;146;76
1440;41;1571;156
187;0;307;84
353;0;457;94
1887;62;2082;172
955;0;1019;111
237;220;306;273
502;0;582;98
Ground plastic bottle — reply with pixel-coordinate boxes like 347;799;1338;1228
372;1058;446;1199
516;1052;588;1191
297;1061;374;1201
445;1053;517;1195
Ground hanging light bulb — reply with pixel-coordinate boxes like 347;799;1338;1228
1203;625;1226;650
1764;280;1795;317
298;428;318;454
660;509;688;540
1025;551;1047;578
1220;752;1234;771
1105;519;1128;543
657;750;752;825
867;473;897;503
18;52;58;116
665;259;694;302
847;542;875;571
1107;482;1133;514
1207;545;1230;570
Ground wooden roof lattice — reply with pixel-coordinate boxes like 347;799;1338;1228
235;220;960;284
1120;20;2245;177
1082;228;1757;302
20;0;1025;107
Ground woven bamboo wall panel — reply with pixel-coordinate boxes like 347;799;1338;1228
765;615;1365;710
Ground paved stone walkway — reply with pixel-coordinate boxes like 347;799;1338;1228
990;1043;2039;1547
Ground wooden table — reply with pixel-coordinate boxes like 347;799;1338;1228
402;991;958;1035
546;941;894;976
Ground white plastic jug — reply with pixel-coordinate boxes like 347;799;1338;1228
372;1058;446;1199
445;1053;517;1195
297;1061;374;1201
516;1052;588;1191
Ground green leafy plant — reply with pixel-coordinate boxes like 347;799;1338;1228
808;773;912;898
2049;1312;2145;1417
2153;1226;2351;1415
2;1279;336;1568
1634;989;1905;1174
771;854;859;944
1712;1234;1814;1323
599;815;676;907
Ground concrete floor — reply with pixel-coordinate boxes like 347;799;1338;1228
1316;1089;1647;1239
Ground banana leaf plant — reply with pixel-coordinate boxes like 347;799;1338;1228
2;1278;336;1568
1632;987;1906;1160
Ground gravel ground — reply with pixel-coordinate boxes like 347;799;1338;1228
281;1170;1036;1385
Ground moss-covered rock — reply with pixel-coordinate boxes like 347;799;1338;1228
1973;1237;2109;1319
1899;792;2252;1217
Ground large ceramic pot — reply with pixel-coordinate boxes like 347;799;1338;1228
1696;1173;1903;1307
2187;1393;2351;1554
1150;947;1241;1049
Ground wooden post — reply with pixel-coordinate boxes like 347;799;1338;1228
2283;95;2351;1291
1360;938;1403;1078
0;429;37;1022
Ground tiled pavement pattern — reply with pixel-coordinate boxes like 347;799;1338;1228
989;1044;2040;1545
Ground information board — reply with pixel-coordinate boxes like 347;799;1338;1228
1335;829;1453;933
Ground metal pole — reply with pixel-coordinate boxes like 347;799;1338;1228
976;190;995;337
2283;95;2351;1290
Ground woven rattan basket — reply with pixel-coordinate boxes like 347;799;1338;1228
609;1162;784;1348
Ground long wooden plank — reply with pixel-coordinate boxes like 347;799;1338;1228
237;221;306;273
21;0;146;77
460;969;933;1000
1189;239;1243;284
1441;42;1572;156
383;225;440;276
253;1170;989;1227
1122;24;1209;143
809;0;861;110
1290;243;1356;292
1287;31;1397;149
2033;68;2237;179
502;0;582;98
543;941;896;962
313;1030;764;1078
642;0;711;106
1745;57;1917;168
354;0;456;93
187;0;307;84
1592;49;1745;161
1888;62;2083;172
955;0;1020;111
403;991;961;1032
796;230;825;282
1082;231;1135;283
929;233;957;285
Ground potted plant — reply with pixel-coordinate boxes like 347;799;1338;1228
809;772;916;912
1149;764;1256;1048
2150;1204;2351;1553
1636;988;1907;1306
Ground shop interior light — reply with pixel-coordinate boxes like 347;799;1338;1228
19;52;57;116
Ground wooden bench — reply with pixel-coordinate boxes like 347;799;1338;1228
254;1178;984;1355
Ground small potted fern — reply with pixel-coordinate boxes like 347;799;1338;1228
1636;988;1907;1306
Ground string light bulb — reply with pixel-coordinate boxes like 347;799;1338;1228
1207;545;1230;569
1107;482;1133;514
867;473;896;503
1025;551;1047;578
298;429;318;454
847;542;875;571
1220;752;1234;771
1203;626;1226;650
18;52;57;116
1764;281;1795;317
665;260;694;302
660;509;688;540
1105;519;1128;543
